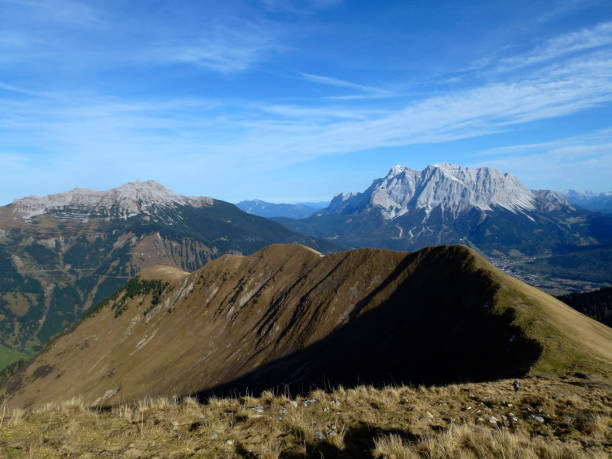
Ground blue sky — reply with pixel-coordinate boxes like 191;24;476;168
1;0;612;204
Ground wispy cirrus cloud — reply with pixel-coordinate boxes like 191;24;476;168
151;21;285;73
0;0;101;25
496;21;612;72
2;14;612;201
2;44;611;173
0;82;52;97
301;72;395;100
534;0;597;24
260;0;342;14
441;19;612;82
245;48;612;158
301;73;390;93
0;1;286;74
474;128;612;158
473;128;612;191
257;104;390;120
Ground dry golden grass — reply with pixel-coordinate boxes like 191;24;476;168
0;376;609;457
373;424;609;459
137;265;190;282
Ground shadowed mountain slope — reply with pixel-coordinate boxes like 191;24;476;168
3;244;611;408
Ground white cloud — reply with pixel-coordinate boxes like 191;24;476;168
152;21;284;73
473;129;612;191
497;21;612;72
534;0;597;24
0;0;101;24
260;0;342;14
302;72;388;92
1;19;612;201
475;128;612;157
0;82;50;97
308;0;342;9
0;2;284;74
231;49;612;162
2;45;611;176
258;104;389;120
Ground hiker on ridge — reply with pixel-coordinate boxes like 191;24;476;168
513;379;521;392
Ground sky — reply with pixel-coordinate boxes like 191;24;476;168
1;0;612;204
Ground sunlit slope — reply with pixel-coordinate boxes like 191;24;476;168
3;244;611;408
485;264;612;376
0;192;339;359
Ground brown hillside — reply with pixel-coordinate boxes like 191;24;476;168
3;244;612;408
0;196;337;361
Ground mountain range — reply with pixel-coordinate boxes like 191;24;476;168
1;165;611;376
274;164;612;291
0;181;336;365
561;190;612;214
236;200;328;219
3;243;611;408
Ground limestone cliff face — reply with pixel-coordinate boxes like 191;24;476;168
328;164;542;219
4;244;611;408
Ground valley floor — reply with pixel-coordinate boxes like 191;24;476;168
0;376;610;458
490;255;610;295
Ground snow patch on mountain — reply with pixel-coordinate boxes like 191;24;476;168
11;180;213;221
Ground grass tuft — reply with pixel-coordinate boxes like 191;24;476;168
0;376;609;457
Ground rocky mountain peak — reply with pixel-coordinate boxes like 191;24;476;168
388;164;407;177
11;180;214;221
328;163;539;219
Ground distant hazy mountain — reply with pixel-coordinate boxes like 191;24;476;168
560;190;612;214
236;199;328;219
275;164;612;289
0;181;337;364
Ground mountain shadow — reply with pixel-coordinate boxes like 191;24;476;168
196;250;542;400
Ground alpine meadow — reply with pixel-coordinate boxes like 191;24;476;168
0;1;611;457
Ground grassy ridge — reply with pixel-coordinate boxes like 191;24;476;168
4;245;612;410
0;377;609;457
